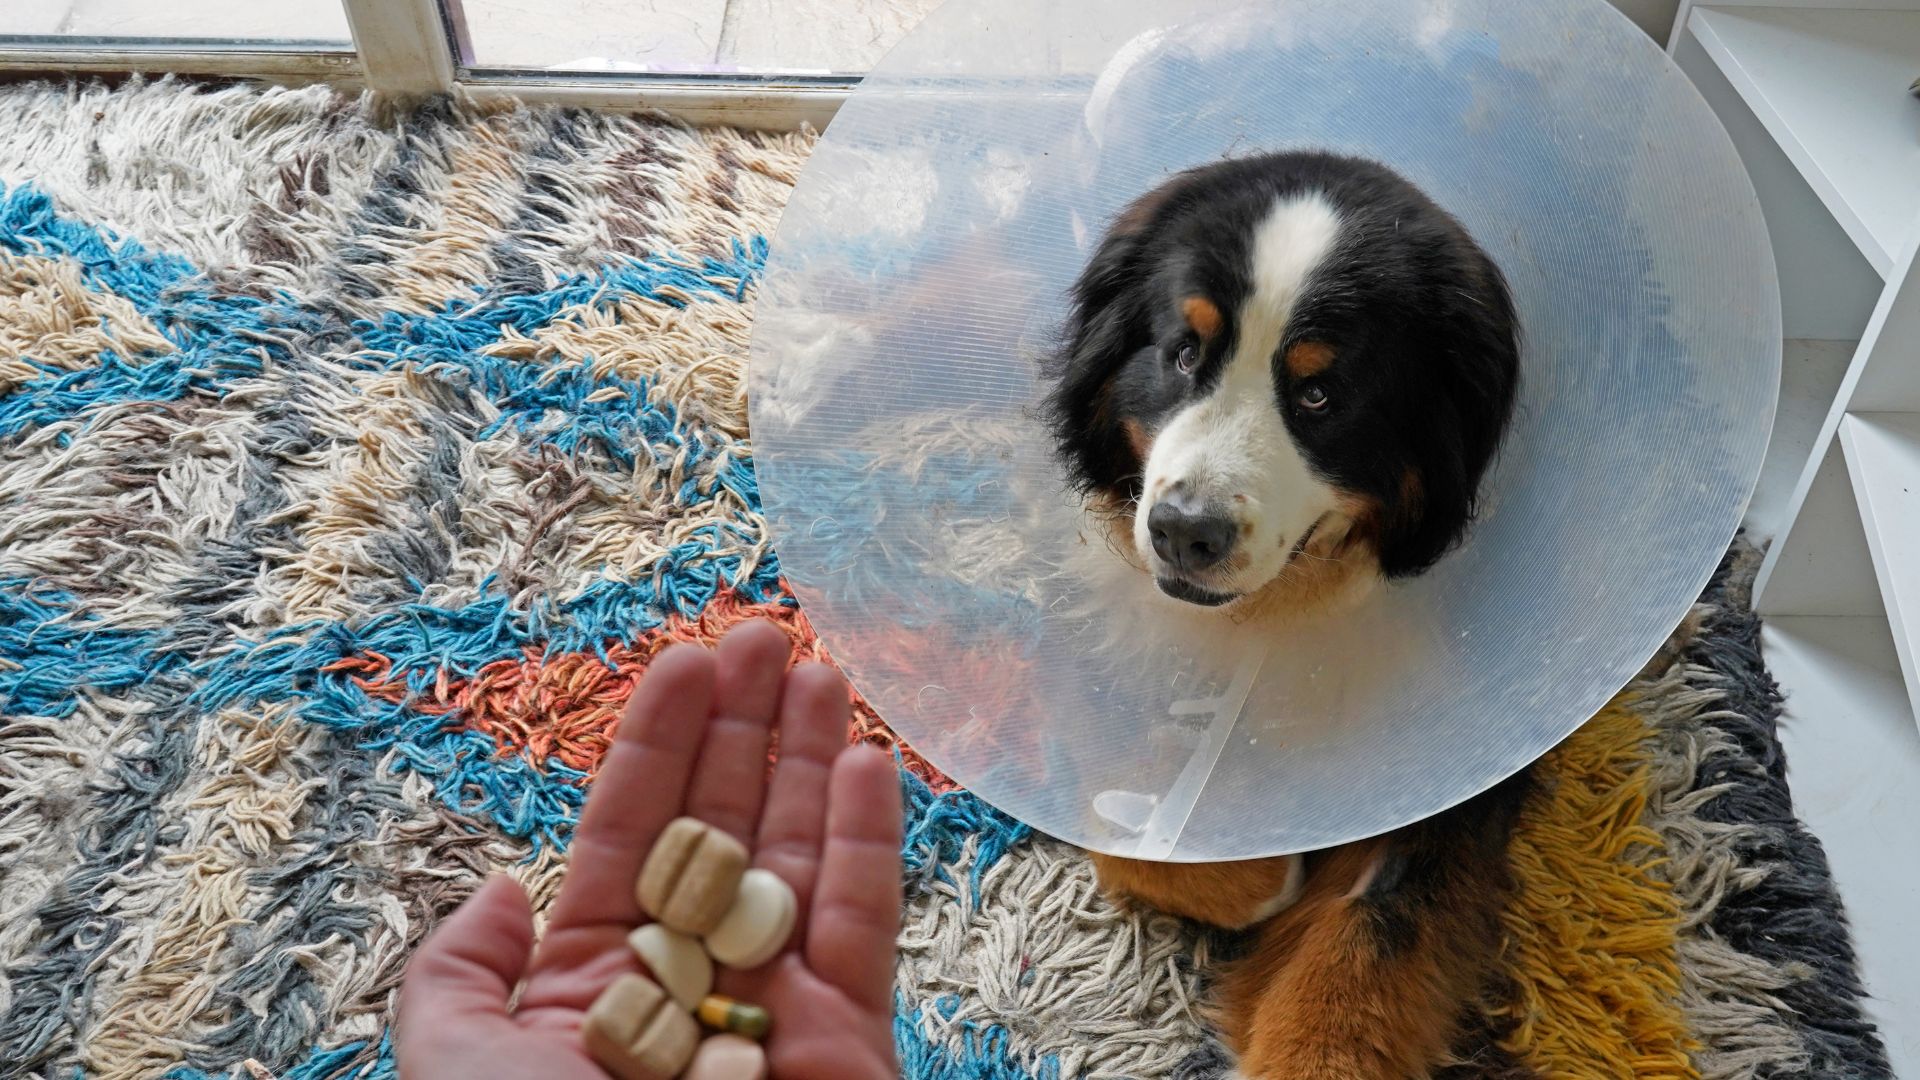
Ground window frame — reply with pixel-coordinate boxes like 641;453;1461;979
0;0;855;129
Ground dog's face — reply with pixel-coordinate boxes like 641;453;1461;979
1045;153;1520;610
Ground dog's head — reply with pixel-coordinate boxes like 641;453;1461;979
1044;152;1519;610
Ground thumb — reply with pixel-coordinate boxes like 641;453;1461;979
401;875;537;1021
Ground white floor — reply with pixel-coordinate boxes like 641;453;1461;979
1765;616;1920;1079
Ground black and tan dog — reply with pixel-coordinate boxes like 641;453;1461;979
1043;151;1529;1079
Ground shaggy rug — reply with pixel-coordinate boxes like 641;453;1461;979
0;79;1892;1080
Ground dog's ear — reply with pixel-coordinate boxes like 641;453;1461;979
1375;252;1520;577
1043;185;1179;496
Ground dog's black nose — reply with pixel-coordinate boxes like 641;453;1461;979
1148;494;1237;573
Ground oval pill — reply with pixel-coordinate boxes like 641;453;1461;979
637;817;750;936
627;923;713;1011
704;868;796;970
696;994;771;1041
683;1034;768;1080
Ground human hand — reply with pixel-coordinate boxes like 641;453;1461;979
395;621;903;1079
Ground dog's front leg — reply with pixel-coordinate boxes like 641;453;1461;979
1214;776;1529;1079
1088;852;1306;929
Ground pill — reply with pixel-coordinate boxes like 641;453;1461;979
704;868;796;970
682;1034;769;1080
627;923;713;1011
583;973;699;1080
638;818;750;935
697;994;771;1041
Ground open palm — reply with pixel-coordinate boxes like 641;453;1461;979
395;622;902;1080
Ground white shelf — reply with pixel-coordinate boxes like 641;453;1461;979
1765;615;1920;1079
1678;3;1920;1071
1688;5;1920;275
1754;202;1920;623
1748;339;1858;542
1757;435;1885;616
1840;411;1920;716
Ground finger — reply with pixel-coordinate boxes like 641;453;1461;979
398;876;535;1027
681;621;792;844
750;663;852;917
546;643;715;931
803;745;903;1011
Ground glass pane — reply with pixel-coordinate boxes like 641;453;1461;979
452;0;942;76
0;0;352;49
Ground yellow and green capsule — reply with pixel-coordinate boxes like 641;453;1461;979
696;994;770;1041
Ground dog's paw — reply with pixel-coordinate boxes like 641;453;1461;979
1089;852;1304;929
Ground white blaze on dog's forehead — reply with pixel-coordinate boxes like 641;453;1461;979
1137;193;1345;592
1245;192;1343;339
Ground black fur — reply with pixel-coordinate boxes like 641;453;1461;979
1352;770;1532;960
1043;151;1521;577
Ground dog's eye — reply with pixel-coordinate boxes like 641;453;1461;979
1173;344;1199;374
1298;385;1329;412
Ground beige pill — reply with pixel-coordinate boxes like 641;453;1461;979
627;923;713;1010
638;817;750;935
583;973;699;1080
682;1034;768;1080
704;868;797;970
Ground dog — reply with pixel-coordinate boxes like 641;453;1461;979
1042;151;1529;1079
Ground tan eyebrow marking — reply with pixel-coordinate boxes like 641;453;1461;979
1182;296;1222;340
1284;341;1336;378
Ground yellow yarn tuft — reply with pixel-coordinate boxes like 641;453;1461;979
1496;698;1698;1080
